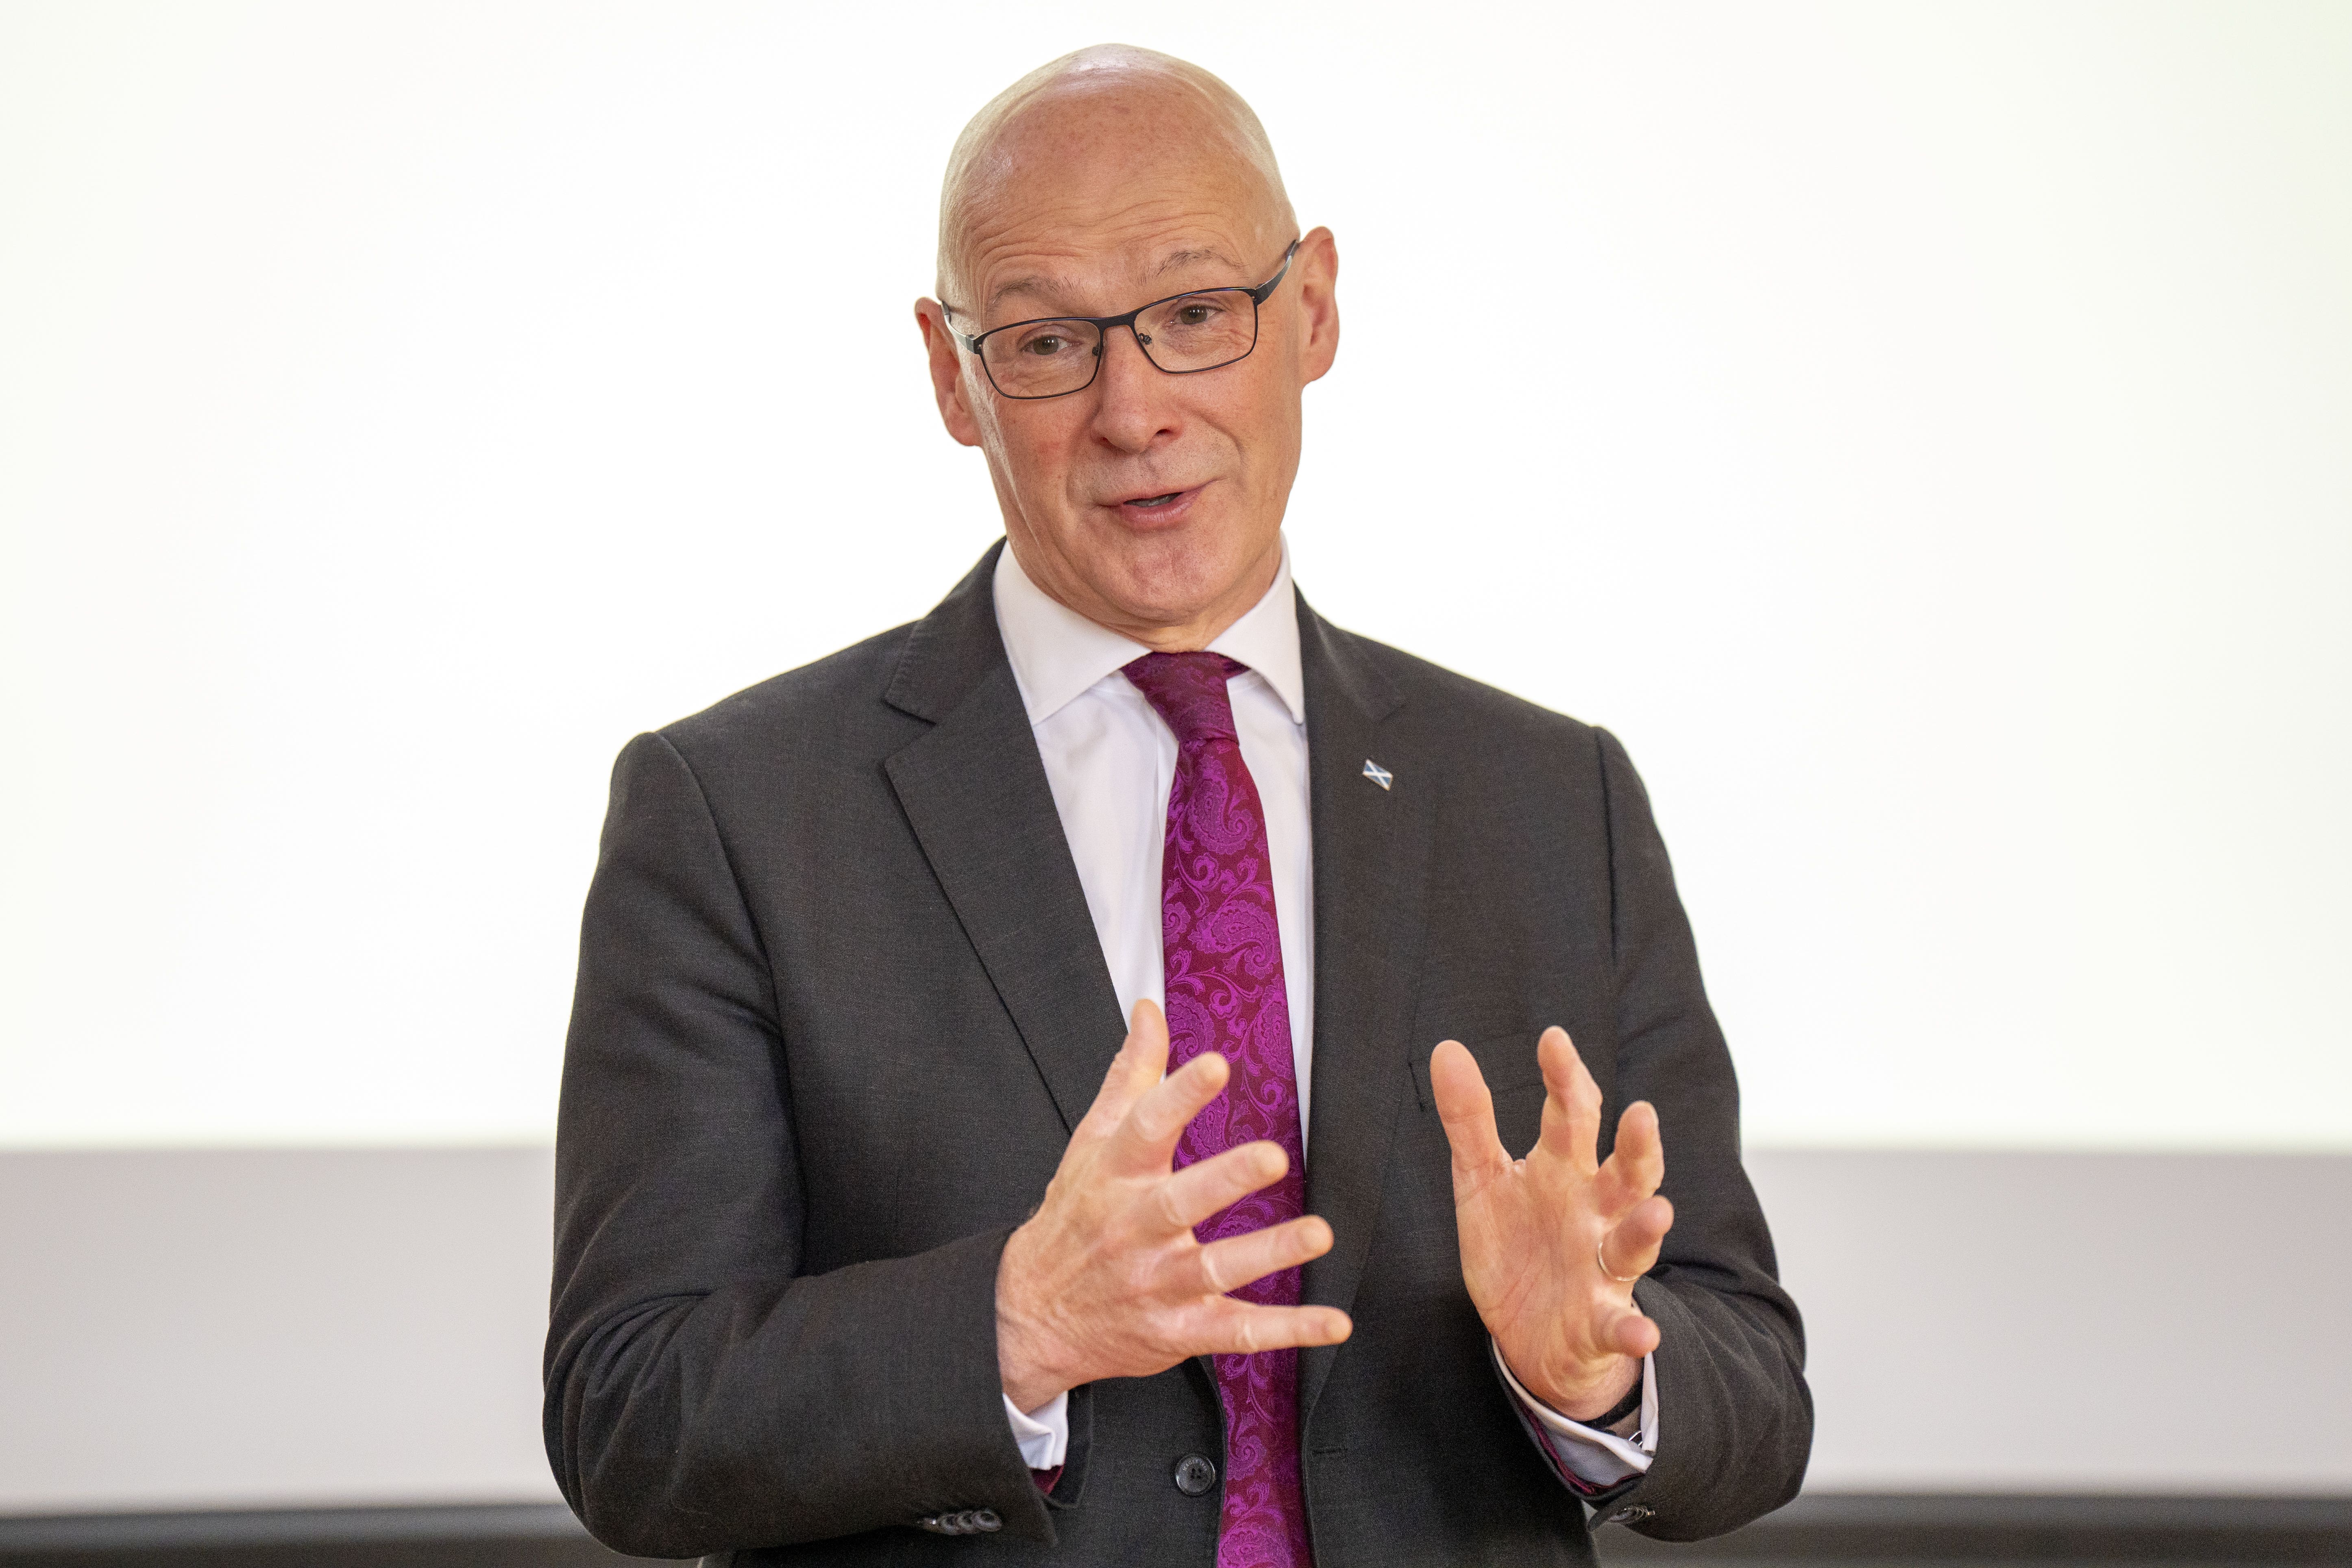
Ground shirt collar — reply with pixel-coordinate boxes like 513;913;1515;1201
992;536;1307;728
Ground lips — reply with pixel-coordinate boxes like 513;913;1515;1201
1109;483;1194;507
1103;482;1206;528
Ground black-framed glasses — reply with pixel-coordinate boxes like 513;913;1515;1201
952;239;1300;401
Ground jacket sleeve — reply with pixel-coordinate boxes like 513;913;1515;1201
1587;726;1813;1539
542;731;1059;1559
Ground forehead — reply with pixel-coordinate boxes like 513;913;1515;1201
964;195;1263;321
949;92;1280;320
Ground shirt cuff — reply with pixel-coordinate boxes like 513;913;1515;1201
1490;1340;1657;1489
1003;1389;1069;1470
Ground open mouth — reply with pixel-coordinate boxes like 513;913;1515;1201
1106;483;1204;524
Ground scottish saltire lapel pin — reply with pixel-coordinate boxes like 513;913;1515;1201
1362;759;1393;791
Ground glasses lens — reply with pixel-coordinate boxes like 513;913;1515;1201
980;320;1102;398
1134;290;1259;373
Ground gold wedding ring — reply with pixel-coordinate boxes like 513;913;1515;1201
1596;1236;1642;1283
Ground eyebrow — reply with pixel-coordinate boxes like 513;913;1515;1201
979;247;1249;321
984;275;1062;317
1158;246;1239;276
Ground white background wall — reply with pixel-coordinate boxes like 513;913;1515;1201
3;0;2349;1515
6;1;2348;1152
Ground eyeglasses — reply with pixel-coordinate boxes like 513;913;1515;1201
951;240;1301;401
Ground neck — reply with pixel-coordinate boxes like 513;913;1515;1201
1011;536;1282;653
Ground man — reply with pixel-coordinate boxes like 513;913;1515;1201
547;44;1809;1567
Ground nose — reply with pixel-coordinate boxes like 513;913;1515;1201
1087;322;1178;454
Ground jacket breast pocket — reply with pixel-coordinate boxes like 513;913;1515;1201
1394;1036;1556;1183
1408;1033;1551;1111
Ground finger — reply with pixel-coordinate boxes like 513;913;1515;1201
1193;1214;1334;1296
1429;1040;1510;1191
1074;999;1172;1146
1596;1100;1665;1209
1599;1304;1662;1362
1187;1301;1354;1357
1157;1141;1291;1233
1597;1194;1675;1282
1534;1027;1604;1170
1111;1050;1230;1173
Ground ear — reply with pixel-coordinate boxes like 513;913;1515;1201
915;299;986;448
1292;227;1340;386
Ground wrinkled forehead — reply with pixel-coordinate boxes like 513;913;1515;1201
954;179;1280;324
939;77;1291;316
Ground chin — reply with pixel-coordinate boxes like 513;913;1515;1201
1093;523;1269;622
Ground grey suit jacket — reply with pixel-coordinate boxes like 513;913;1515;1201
545;543;1810;1565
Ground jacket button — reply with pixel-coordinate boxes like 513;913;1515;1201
1173;1453;1219;1496
973;1509;1002;1532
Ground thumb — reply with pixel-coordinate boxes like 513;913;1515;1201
1429;1040;1510;1190
1076;998;1170;1143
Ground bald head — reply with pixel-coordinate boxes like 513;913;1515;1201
935;45;1296;309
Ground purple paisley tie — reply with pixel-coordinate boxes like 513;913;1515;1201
1123;651;1311;1568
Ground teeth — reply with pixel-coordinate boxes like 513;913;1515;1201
1129;492;1178;507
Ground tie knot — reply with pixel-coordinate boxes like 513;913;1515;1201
1122;651;1247;746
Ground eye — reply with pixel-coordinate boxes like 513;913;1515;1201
1175;302;1222;326
1021;334;1067;357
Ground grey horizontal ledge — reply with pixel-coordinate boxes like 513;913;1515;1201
1766;1492;2352;1532
1601;1490;2352;1563
0;1503;590;1551
2;1493;2348;1563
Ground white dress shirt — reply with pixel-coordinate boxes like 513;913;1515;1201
990;538;1654;1491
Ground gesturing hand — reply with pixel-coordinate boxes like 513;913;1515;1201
1431;1028;1673;1422
995;1000;1353;1412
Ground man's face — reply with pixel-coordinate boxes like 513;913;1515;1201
917;95;1338;646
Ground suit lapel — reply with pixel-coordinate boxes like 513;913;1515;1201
1294;596;1433;1423
883;544;1128;1133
